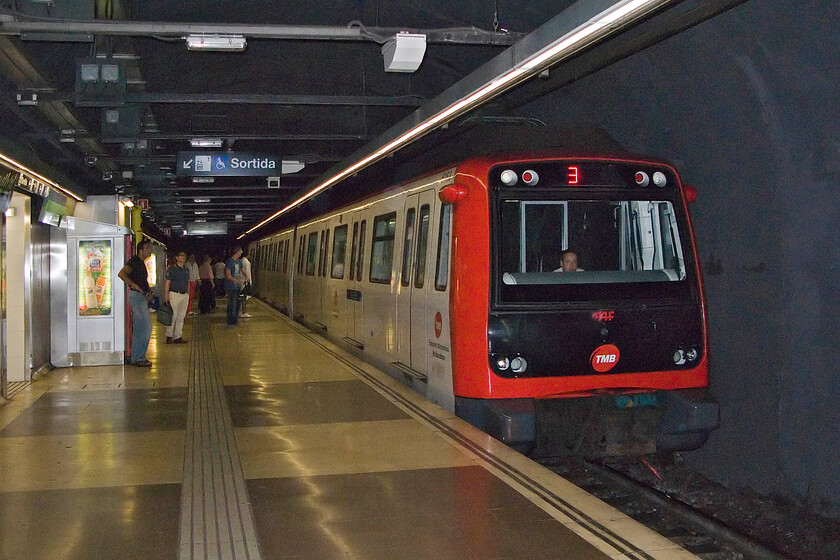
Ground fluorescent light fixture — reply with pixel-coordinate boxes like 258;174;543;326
186;34;246;52
0;151;84;201
194;210;208;215
192;176;216;183
193;198;211;203
240;0;669;239
190;138;223;148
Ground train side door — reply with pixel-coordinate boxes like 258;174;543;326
345;212;366;347
396;196;418;366
409;191;436;373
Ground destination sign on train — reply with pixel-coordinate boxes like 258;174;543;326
177;152;280;177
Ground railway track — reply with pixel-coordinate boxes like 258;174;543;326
542;457;792;560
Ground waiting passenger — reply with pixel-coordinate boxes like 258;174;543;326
553;250;583;272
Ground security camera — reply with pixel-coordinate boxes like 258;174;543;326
102;171;113;181
85;155;98;166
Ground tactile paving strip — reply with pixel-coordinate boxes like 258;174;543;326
179;316;263;560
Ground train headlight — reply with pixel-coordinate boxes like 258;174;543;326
652;171;667;186
673;347;700;366
510;356;528;374
500;169;518;186
496;357;510;371
635;171;650;186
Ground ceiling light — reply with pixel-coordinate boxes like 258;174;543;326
382;32;426;73
186;34;246;52
192;176;216;183
281;160;305;174
0;151;84;202
193;198;211;203
190;138;223;148
194;210;208;215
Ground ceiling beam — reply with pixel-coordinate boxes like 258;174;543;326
0;20;522;45
25;91;425;107
98;133;368;143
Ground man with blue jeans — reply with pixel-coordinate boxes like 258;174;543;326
224;246;246;325
118;239;154;366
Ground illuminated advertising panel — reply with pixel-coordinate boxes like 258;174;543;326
78;240;112;316
145;253;157;287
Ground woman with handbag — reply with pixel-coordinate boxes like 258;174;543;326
164;251;191;344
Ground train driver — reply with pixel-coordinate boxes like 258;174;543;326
553;249;583;272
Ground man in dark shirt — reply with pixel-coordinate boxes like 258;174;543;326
118;239;154;366
164;251;191;344
224;246;246;325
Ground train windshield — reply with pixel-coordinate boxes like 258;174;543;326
496;198;691;304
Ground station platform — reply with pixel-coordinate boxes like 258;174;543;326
0;298;699;560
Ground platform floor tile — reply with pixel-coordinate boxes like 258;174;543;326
0;483;181;560
225;380;410;427
0;430;184;493
0;387;188;437
237;418;476;479
248;466;609;560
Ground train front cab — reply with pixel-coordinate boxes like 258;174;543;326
450;156;719;456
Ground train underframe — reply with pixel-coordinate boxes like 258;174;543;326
456;388;719;457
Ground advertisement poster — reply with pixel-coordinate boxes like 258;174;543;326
78;240;112;316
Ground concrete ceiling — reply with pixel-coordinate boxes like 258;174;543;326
0;0;741;239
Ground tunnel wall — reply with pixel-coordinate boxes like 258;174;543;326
522;0;840;511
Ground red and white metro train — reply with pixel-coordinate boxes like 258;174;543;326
249;151;719;456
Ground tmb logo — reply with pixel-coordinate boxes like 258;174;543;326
590;344;621;372
434;312;443;338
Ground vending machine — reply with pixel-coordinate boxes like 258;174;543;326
51;217;132;366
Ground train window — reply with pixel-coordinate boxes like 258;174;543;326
400;208;416;287
414;205;430;288
497;199;688;298
318;229;330;277
284;240;290;272
369;212;396;284
297;237;306;275
435;204;452;291
356;220;367;281
306;232;318;276
349;222;359;281
331;224;348;279
278;241;285;273
323;229;331;277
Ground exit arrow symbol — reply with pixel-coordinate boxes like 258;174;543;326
183;159;193;170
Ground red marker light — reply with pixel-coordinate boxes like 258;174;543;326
684;185;698;203
521;170;539;185
567;166;579;185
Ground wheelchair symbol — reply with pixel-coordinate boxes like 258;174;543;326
213;156;228;171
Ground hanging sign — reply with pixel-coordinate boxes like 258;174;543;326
176;152;280;177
